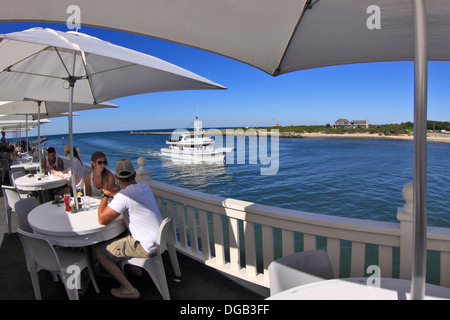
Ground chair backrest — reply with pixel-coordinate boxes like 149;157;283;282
11;171;25;186
15;197;38;233
1;185;21;210
157;213;174;254
268;249;335;295
17;228;61;272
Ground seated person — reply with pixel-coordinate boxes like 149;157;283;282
52;144;85;192
19;141;32;153
85;151;115;196
42;147;64;173
1;131;7;145
95;159;163;299
3;143;17;163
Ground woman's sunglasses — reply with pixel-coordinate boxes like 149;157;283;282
96;160;108;165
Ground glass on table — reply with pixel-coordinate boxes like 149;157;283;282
82;196;91;211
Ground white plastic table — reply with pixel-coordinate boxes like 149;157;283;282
10;161;40;172
14;174;68;203
267;278;450;300
27;197;126;247
14;154;33;163
14;174;67;191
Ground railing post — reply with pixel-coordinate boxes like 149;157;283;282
397;183;414;280
135;156;152;185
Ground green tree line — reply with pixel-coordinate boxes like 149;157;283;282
265;121;450;136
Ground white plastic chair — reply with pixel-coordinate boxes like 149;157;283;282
2;185;21;234
17;229;100;300
10;170;25;185
14;197;38;233
11;171;30;198
119;213;181;300
268;249;335;295
9;166;25;177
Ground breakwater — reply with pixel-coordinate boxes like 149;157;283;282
32;137;48;145
129;131;170;135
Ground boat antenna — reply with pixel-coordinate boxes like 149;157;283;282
186;119;194;128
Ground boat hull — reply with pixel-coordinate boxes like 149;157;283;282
161;147;233;163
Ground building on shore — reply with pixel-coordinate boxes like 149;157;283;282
334;119;369;129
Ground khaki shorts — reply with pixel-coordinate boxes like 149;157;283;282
98;233;154;263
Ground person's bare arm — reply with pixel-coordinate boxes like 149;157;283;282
98;184;121;225
98;196;120;225
85;174;92;196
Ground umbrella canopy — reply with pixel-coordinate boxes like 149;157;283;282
0;27;225;210
0;100;117;118
0;27;225;103
0;118;51;132
0;99;115;161
0;118;51;156
0;0;449;75
0;99;116;151
0;117;50;151
0;109;80;120
0;114;55;121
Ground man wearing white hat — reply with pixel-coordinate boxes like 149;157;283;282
95;159;163;299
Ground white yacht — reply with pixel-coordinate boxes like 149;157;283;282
161;117;234;162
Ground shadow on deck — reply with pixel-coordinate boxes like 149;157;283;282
0;194;268;300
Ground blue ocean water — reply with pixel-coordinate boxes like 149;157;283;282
41;130;450;228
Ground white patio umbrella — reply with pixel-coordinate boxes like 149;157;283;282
1;0;448;75
0;0;442;299
0;100;117;116
0;117;52;155
0;112;74;153
0;100;117;165
0;118;51;132
0;27;225;209
0;118;51;147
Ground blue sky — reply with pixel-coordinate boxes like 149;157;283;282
1;21;449;137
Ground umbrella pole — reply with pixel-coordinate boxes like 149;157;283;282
69;51;79;210
25;115;28;153
411;0;428;300
37;102;42;171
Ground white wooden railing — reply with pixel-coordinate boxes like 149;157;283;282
138;158;450;289
62;154;450;289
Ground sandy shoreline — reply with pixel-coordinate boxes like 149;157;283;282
284;132;450;143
